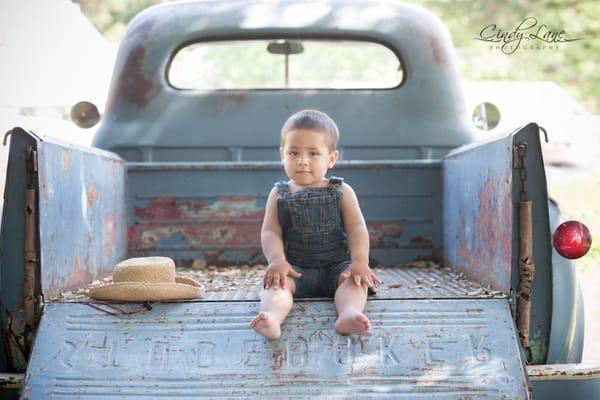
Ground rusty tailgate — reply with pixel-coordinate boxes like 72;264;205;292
23;298;529;398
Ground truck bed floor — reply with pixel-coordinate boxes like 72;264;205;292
54;264;505;302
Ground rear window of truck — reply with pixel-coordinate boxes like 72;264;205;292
168;39;403;90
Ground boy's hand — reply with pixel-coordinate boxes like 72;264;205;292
263;259;301;290
341;262;382;292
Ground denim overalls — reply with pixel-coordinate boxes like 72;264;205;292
275;177;352;298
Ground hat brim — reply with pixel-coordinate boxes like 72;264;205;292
88;281;202;302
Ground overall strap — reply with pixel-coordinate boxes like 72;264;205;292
328;176;344;187
274;181;290;195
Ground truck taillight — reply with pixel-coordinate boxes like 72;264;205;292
553;220;592;259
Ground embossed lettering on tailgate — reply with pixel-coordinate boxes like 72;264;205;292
24;299;529;398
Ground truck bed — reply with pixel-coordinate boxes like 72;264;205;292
53;263;504;303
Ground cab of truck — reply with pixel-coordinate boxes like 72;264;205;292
1;0;598;398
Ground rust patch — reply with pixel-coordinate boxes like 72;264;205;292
112;159;122;177
367;221;403;248
60;150;70;171
227;91;246;104
129;222;262;251
414;247;443;264
409;235;433;248
105;18;158;112
429;35;447;64
454;177;512;290
104;212;117;252
44;256;99;298
134;196;265;221
87;184;99;208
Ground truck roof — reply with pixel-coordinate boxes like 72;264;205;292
94;0;475;160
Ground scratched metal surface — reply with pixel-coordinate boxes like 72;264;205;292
127;160;442;268
195;266;501;302
36;135;127;298
442;133;513;293
24;299;528;399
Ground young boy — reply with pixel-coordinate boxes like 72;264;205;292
250;109;381;340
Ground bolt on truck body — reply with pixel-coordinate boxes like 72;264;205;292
1;0;599;398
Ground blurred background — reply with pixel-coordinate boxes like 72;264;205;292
0;0;599;361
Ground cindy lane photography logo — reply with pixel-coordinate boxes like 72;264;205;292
474;17;583;54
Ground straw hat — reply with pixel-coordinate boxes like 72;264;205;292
88;257;202;301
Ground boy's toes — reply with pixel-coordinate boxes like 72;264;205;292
335;311;371;335
250;312;281;340
356;313;371;331
250;312;267;327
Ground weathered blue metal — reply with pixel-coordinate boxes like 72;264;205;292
36;135;128;299
443;123;554;364
24;299;529;398
442;134;513;292
127;160;441;267
94;0;475;161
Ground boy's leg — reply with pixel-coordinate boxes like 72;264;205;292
334;277;370;335
250;276;296;339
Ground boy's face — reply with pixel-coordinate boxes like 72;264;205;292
280;129;339;187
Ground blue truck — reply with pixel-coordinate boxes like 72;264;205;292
1;0;599;398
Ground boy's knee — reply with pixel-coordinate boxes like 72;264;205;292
262;286;294;299
336;278;367;294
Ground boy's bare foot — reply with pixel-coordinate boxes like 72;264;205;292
250;311;281;339
334;310;371;335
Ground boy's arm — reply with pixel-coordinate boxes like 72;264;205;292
261;187;300;289
340;183;381;289
261;187;286;264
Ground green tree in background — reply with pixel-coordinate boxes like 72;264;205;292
74;0;600;112
74;0;164;43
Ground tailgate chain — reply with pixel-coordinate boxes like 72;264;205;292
514;142;535;362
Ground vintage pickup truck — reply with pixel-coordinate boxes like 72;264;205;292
1;0;599;398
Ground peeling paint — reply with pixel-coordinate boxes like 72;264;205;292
367;222;403;248
104;212;117;253
45;256;96;298
409;235;433;248
454;177;511;290
60;149;70;171
444;138;513;292
133;196;265;221
87;184;99;208
37;140;127;298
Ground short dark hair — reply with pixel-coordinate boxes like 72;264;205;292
280;109;340;150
